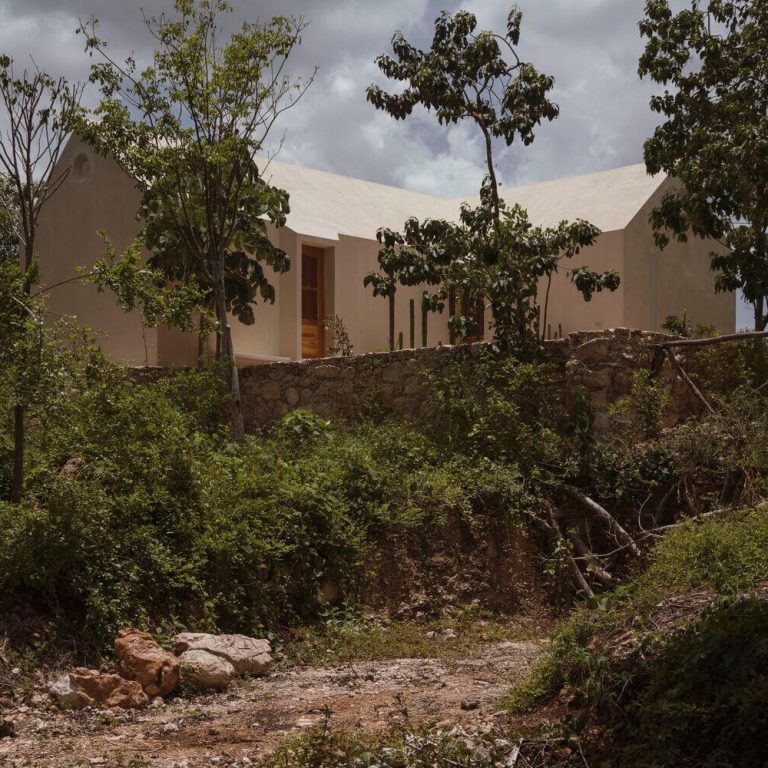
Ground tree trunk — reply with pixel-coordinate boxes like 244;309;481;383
448;287;456;345
197;314;206;366
214;261;245;441
421;303;428;347
478;121;500;230
755;299;766;332
388;292;395;352
409;298;415;349
11;404;24;503
11;240;35;502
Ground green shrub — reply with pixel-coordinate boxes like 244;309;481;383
609;369;669;441
505;608;601;713
634;505;768;606
615;597;768;768
0;349;533;654
509;504;768;764
426;348;561;479
275;408;333;450
265;721;516;768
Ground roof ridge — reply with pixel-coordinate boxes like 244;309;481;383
260;156;660;205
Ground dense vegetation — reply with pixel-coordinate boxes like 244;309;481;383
0;343;541;657
3;309;768;768
259;341;768;768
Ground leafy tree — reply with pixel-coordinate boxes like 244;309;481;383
86;233;208;342
80;0;314;438
367;8;619;352
0;177;18;262
639;0;768;330
0;57;83;501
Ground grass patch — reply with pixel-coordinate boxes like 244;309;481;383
263;720;518;768
635;504;768;599
503;608;601;714
283;607;547;667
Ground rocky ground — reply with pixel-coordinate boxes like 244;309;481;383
0;638;542;767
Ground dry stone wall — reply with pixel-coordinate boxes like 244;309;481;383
238;328;697;432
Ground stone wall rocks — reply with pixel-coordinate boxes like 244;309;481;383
233;329;696;432
130;329;697;433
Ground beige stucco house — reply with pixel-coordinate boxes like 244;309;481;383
36;135;734;366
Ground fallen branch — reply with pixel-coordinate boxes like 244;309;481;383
566;529;613;586
534;513;595;599
547;511;595;599
559;485;641;558
654;330;768;349
664;347;714;414
640;507;726;536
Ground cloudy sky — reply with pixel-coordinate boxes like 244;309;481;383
0;0;666;196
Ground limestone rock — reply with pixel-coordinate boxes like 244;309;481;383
173;632;272;676
72;669;149;708
284;386;300;407
59;457;85;480
573;337;610;364
115;628;179;697
51;669;148;709
49;674;91;709
178;650;235;690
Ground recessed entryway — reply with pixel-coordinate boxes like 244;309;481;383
301;244;325;358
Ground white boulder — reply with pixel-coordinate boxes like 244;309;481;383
173;633;271;676
178;650;235;690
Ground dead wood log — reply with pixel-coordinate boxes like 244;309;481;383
664;347;714;414
566;528;613;586
536;511;595;600
641;507;725;536
559;485;641;558
655;330;768;349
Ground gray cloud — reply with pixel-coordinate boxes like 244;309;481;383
0;0;667;195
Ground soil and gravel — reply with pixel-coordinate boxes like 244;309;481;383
0;638;543;767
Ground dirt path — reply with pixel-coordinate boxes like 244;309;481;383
1;639;542;767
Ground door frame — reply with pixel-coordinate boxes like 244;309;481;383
301;244;326;359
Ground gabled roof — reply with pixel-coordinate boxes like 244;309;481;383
258;159;460;241
259;159;666;241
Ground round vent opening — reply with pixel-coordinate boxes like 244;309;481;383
73;153;91;183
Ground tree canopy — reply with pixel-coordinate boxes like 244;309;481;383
79;0;314;437
367;7;619;352
639;0;768;330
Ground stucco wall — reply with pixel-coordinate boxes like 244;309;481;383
37;140;734;368
36;135;154;366
538;229;625;338
623;179;735;333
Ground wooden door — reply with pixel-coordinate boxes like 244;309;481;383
461;295;485;343
301;245;325;358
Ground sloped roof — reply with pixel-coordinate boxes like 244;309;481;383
258;159;459;241
259;159;666;241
